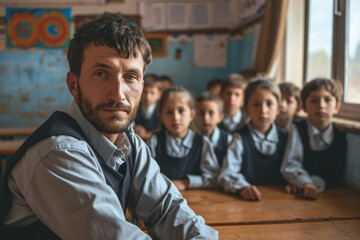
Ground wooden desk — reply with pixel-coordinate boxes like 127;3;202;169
0;140;24;155
181;186;360;226
214;219;360;240
0;126;36;138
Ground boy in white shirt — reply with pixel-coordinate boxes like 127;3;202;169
281;78;347;200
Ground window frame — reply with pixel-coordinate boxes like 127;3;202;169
304;0;360;121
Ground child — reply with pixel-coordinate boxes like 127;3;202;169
134;74;162;140
219;78;288;201
281;78;346;200
275;83;301;131
148;86;219;191
159;75;173;90
195;92;232;167
206;78;223;97
218;73;248;133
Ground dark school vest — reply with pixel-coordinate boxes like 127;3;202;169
155;130;203;180
294;119;347;188
238;125;288;185
0;111;135;239
213;129;229;167
135;103;161;131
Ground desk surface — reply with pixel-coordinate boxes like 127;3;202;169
181;186;360;226
0;126;37;137
214;219;360;240
0;140;24;155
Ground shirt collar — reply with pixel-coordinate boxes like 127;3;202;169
165;129;195;149
230;110;242;123
247;122;279;142
209;127;220;146
66;101;122;165
306;119;333;145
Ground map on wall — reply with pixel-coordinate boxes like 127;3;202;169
6;8;71;48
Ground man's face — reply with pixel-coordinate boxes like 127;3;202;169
67;43;144;139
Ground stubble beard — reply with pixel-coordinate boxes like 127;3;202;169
77;81;139;134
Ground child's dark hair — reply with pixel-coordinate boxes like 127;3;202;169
196;91;224;113
159;75;173;85
158;86;195;113
301;78;343;107
279;83;300;107
244;78;281;107
144;74;162;91
221;73;247;93
67;12;152;78
206;78;223;90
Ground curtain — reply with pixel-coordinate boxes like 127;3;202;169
254;0;289;75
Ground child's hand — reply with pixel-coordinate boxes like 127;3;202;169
133;125;151;140
300;183;320;200
172;179;189;191
134;125;146;136
238;186;262;201
284;184;298;194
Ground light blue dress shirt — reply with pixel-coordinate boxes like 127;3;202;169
280;119;335;192
147;129;220;188
206;127;233;149
218;123;280;193
222;110;243;132
5;101;218;240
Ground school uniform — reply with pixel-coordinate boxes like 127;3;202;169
148;129;220;188
281;118;347;192
205;127;232;167
218;109;247;133
218;123;288;194
134;102;161;131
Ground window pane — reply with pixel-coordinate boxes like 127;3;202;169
346;0;360;104
306;0;333;81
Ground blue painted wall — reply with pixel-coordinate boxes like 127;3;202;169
0;33;255;127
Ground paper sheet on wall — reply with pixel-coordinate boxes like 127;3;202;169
212;1;232;28
139;2;166;31
194;34;227;67
167;3;191;30
191;3;212;29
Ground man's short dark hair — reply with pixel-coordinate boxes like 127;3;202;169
67;12;152;78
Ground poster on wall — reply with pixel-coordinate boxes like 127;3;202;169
194;34;227;67
6;8;71;49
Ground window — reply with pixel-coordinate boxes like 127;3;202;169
305;0;360;120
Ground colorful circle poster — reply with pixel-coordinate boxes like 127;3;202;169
6;8;71;49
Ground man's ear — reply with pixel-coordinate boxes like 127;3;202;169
66;72;79;103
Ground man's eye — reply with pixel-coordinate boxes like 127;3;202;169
95;71;105;78
125;75;137;81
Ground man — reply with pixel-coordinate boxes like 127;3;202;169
0;12;218;239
